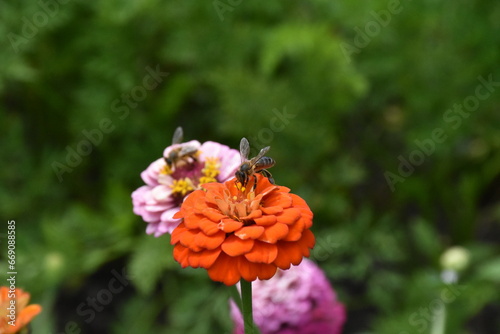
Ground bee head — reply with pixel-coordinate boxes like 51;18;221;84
235;170;248;185
165;151;179;166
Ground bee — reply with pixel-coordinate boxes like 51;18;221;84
235;137;275;189
164;127;199;171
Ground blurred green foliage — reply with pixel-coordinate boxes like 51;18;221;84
1;0;500;333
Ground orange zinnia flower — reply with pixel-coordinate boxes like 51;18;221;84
0;286;42;334
171;174;315;286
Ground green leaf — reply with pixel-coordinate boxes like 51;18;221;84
411;218;442;261
476;258;500;283
128;234;175;294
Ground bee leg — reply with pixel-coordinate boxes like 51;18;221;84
252;174;258;192
260;169;275;184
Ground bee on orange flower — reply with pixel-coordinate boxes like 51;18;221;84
235;137;275;189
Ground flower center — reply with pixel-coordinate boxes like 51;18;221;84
217;187;261;225
160;164;173;175
199;157;220;184
171;178;195;196
167;157;222;199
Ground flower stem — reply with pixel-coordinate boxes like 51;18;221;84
430;303;446;334
240;279;255;334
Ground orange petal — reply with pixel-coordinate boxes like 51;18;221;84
261;206;283;215
237;260;259;282
253;175;277;194
15;290;30;309
275;229;315;268
255;263;278;280
183;213;203;229
170;223;188;245
207;253;242;286
237;259;277;282
183;189;204;210
273;241;304;269
0;286;9;299
205;186;223;204
276;208;301;225
218;218;244;233
259;223;289;243
221;234;255;256
263;193;292;208
282;217;305;242
18;304;42;327
224;178;240;197
187;248;221;268
234;226;265;240
299;207;314;229
279;186;291;193
240;209;262;220
214;198;230;215
198;216;221;235
202;182;223;193
290;193;312;210
258;185;279;197
173;244;191;268
202;207;226;222
194;196;208;214
178;229;202;252
254;215;277;226
173;210;184;219
298;228;316;250
194;230;226;250
249;197;262;211
244;241;278;264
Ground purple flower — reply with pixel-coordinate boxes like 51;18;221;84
132;139;240;237
230;259;346;334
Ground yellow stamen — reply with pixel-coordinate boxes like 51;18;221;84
199;157;220;185
235;181;246;192
160;164;173;175
171;178;195;196
199;176;217;184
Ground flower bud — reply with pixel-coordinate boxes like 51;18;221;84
440;246;470;272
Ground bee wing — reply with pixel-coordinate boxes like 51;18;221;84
239;138;250;162
250;146;270;165
172;127;183;144
179;144;198;156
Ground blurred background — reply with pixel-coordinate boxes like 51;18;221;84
1;0;500;333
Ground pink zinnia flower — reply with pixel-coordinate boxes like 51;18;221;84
230;259;346;334
132;130;240;237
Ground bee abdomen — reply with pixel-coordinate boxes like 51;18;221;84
255;156;275;168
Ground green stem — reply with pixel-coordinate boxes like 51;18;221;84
240;279;255;334
430;301;446;334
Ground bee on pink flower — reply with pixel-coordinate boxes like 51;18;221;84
132;127;240;237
